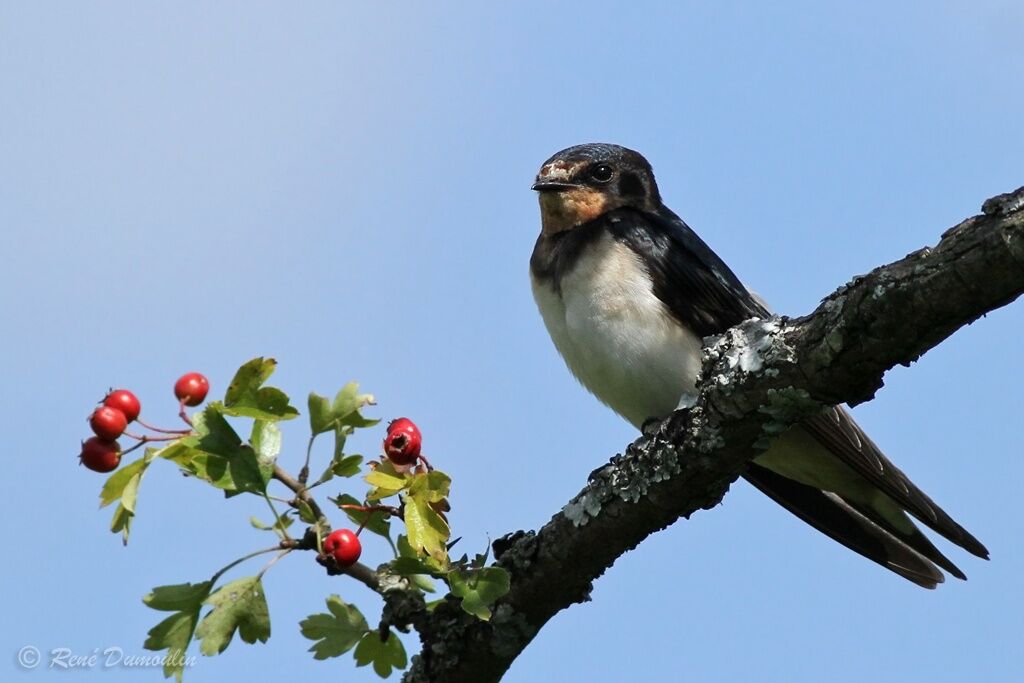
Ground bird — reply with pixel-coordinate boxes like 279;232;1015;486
529;142;988;588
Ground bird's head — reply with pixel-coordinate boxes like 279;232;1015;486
532;143;661;234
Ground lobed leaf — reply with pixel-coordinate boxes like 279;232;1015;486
403;492;451;564
221;357;299;422
353;629;408;678
308;383;378;436
180;406;269;496
447;567;511;621
299;595;369;660
194;576;271;656
142;581;213;682
364;460;409;500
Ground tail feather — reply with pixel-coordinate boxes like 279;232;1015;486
744;464;945;588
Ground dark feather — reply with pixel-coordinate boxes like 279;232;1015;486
602;203;988;578
802;407;989;559
745;464;945;588
604;206;766;336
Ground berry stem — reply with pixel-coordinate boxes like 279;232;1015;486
119;432;192;457
135;418;192;435
178;400;194;427
122;431;185;443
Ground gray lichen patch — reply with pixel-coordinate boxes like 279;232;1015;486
753;387;822;451
488;605;534;659
706;318;797;381
563;432;685;527
982;185;1024;216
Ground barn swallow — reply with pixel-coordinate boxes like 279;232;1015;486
530;143;988;588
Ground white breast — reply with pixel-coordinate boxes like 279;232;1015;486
531;233;703;428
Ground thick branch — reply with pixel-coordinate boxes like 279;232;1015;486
400;187;1024;682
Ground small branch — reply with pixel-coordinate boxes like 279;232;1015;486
298;434;316;486
209;546;281;586
270;480;385;594
261;492;293;543
272;464;325;522
256;549;292;580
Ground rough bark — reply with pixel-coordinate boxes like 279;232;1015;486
395;186;1024;683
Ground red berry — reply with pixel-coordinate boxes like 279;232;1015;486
324;528;362;567
90;406;128;440
104;389;141;423
383;417;422;466
174;372;209;407
79;437;121;473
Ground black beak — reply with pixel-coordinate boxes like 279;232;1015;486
531;180;578;192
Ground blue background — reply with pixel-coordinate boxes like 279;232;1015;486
2;2;1022;681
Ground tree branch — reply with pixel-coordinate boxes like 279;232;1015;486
271;464;382;592
398;186;1024;682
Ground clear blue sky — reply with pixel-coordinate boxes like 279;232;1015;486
3;3;1022;681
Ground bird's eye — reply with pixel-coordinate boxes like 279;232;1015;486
588;164;615;183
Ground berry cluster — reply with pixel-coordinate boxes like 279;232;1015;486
78;372;210;473
325;417;427;568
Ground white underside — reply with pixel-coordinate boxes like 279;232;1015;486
531;232;904;519
531;233;703;429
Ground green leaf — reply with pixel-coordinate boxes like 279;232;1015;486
144;613;198;682
299;595;370;660
249;516;273;530
389;556;437;577
307;392;334;435
447;567;511;621
407;470;451;503
249;420;280;483
331;454;363;479
316;451;363;487
145;581;215;612
153;440;195;466
332;382;380;429
221;357;299;422
333;425;348;460
250;514;294;537
99;451;152;507
195;576;271;656
101;448;161;545
110;501;133;545
389;534;443;575
409;574;437;593
353;629;407;678
109;470;143;545
365;460;409;500
401;470;452;563
143;581;213;682
403;492;450;564
308;383;379;437
334;494;391;539
181;406;268;496
296;499;319;524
